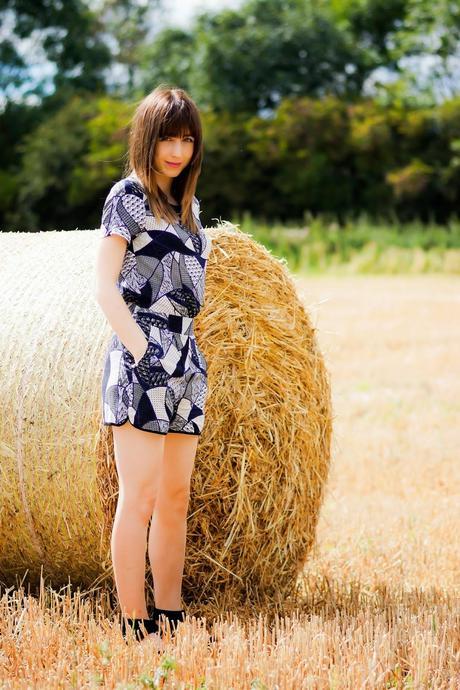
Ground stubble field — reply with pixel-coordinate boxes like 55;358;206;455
1;274;459;689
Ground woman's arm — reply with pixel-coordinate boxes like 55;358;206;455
95;184;149;365
95;233;148;365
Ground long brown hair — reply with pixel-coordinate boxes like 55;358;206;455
123;84;203;234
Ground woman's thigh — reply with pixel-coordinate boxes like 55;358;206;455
112;421;165;501
161;433;199;497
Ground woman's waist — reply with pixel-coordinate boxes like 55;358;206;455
128;303;195;336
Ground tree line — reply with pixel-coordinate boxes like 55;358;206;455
0;0;459;230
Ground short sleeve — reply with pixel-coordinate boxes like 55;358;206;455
193;196;212;258
99;186;146;242
192;196;203;229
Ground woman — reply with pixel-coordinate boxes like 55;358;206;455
94;85;212;649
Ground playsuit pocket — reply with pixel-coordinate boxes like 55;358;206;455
122;316;166;387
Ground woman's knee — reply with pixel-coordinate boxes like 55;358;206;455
120;487;158;525
156;483;191;519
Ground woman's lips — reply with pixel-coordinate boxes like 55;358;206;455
166;161;181;167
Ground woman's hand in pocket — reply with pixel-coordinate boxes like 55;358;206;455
133;339;149;366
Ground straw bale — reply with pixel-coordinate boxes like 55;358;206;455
0;222;332;618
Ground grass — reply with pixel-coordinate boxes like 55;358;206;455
1;273;459;688
234;212;460;275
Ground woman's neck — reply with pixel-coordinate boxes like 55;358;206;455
132;169;178;204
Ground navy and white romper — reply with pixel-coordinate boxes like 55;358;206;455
99;171;212;435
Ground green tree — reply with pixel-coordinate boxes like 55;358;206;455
194;0;371;113
7;96;94;229
330;0;407;64
5;95;134;230
98;0;163;98
391;0;460;102
138;0;389;115
0;0;112;104
137;27;196;96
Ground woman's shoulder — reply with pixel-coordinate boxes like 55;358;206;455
105;174;145;202
192;195;201;215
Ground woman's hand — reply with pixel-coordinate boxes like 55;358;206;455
133;339;149;366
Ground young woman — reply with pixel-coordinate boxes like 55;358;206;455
95;85;212;649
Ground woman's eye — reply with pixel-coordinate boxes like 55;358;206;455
160;135;193;142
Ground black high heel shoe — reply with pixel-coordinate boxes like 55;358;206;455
154;606;218;645
120;616;159;642
153;607;186;638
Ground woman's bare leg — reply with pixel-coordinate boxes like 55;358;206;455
148;433;199;609
111;421;165;619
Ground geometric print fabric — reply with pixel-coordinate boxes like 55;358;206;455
99;171;212;435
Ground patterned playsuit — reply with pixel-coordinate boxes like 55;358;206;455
99;171;212;435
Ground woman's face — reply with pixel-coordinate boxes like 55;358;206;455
154;131;195;177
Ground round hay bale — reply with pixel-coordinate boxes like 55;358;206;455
0;222;332;618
